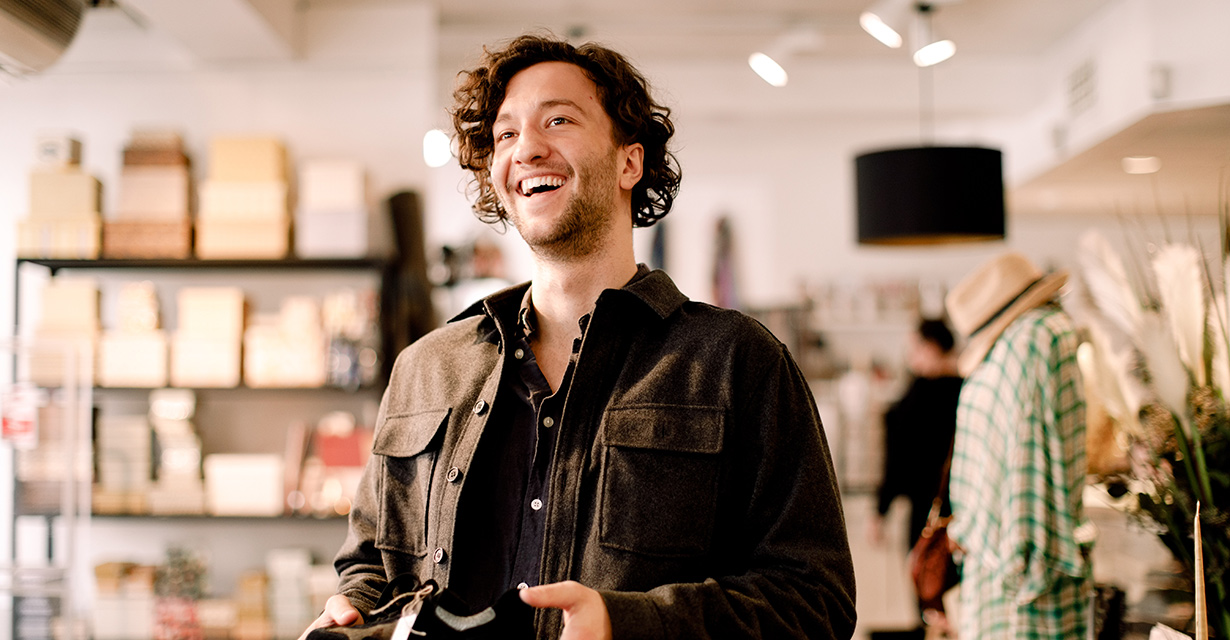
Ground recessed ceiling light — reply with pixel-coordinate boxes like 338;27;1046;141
1122;156;1161;174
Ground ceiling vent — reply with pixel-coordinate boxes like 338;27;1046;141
0;0;86;77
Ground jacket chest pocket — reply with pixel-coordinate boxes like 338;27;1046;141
372;408;451;558
599;405;725;558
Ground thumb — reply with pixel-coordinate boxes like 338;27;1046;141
519;581;581;610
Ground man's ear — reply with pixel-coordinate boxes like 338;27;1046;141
619;143;644;191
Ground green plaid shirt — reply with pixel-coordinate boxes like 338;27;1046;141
949;304;1091;639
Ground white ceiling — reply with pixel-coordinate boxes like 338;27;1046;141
420;0;1117;70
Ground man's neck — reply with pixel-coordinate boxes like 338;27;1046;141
529;247;638;341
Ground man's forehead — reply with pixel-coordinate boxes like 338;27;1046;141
497;61;599;115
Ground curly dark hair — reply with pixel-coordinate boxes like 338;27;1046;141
450;33;681;228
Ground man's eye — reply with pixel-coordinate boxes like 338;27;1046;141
548;117;568;126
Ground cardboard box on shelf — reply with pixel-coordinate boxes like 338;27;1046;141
169;334;241;388
176;287;245;336
116;166;190;219
102;219;192;259
29;169;101;218
146;486;206;515
128;129;183;151
17;216;102;259
294;209;373;258
38;278;100;333
198;181;288;221
35;134;82;167
208;137;287;182
122;148;189;166
195;219;290;260
204;454;284;516
98;331;168;388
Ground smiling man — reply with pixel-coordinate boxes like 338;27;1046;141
302;34;856;640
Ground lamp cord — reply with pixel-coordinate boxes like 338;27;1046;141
917;2;935;145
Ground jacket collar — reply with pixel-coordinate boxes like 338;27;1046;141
449;264;688;325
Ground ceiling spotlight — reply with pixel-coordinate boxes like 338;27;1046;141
748;25;823;87
860;12;903;48
749;52;788;87
860;0;910;48
913;39;955;66
1122;156;1161;174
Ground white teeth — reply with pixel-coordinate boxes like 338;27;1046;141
519;175;565;195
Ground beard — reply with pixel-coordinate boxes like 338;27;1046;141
503;146;619;261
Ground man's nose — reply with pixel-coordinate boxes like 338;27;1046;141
512;127;548;163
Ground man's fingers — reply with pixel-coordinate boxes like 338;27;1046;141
324;594;363;626
519;580;584;610
297;595;363;640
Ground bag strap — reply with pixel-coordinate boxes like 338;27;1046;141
924;439;956;526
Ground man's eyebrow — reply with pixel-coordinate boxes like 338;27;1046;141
495;98;586;125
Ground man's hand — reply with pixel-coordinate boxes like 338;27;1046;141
519;580;612;640
296;594;363;640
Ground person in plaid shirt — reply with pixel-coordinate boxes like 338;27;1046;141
944;252;1093;639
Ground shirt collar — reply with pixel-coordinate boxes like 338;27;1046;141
450;263;688;329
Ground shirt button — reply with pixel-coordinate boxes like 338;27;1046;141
542;416;554;428
446;467;461;483
530;498;543;511
433;548;446;564
517;582;529;590
514;348;525;360
473;399;487;415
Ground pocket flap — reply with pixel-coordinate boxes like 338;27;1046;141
602;405;724;454
372;408;451;457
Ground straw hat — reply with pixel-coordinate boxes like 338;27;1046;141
945;251;1068;376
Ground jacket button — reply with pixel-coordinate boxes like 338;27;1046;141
433;548;446;564
473;399;487;415
446;467;461;483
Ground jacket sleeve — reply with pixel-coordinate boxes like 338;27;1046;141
331;395;392;615
600;343;858;639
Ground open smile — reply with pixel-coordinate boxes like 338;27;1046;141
517;175;567;197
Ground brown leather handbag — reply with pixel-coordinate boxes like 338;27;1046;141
908;448;960;611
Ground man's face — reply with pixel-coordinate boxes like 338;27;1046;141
491;61;642;260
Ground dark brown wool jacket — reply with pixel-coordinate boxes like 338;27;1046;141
334;268;856;639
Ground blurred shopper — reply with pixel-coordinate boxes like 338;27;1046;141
944;252;1091;639
869;318;962;629
871;318;961;550
301;33;856;640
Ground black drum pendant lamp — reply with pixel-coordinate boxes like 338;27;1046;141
855;146;1005;245
854;2;1006;246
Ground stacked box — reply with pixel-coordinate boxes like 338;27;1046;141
93;415;152;515
170;287;245;388
234;570;273;640
147;389;206;515
295;160;373;257
197;137;290;259
99;281;168;388
267;548;313;637
104;130;192;258
27;277;99;387
204;454;284;516
17;134;102;259
243;296;327;388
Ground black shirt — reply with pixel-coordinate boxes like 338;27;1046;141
446;289;587;613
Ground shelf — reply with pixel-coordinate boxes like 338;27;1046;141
92;384;383;393
91;514;348;523
17;257;392;272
